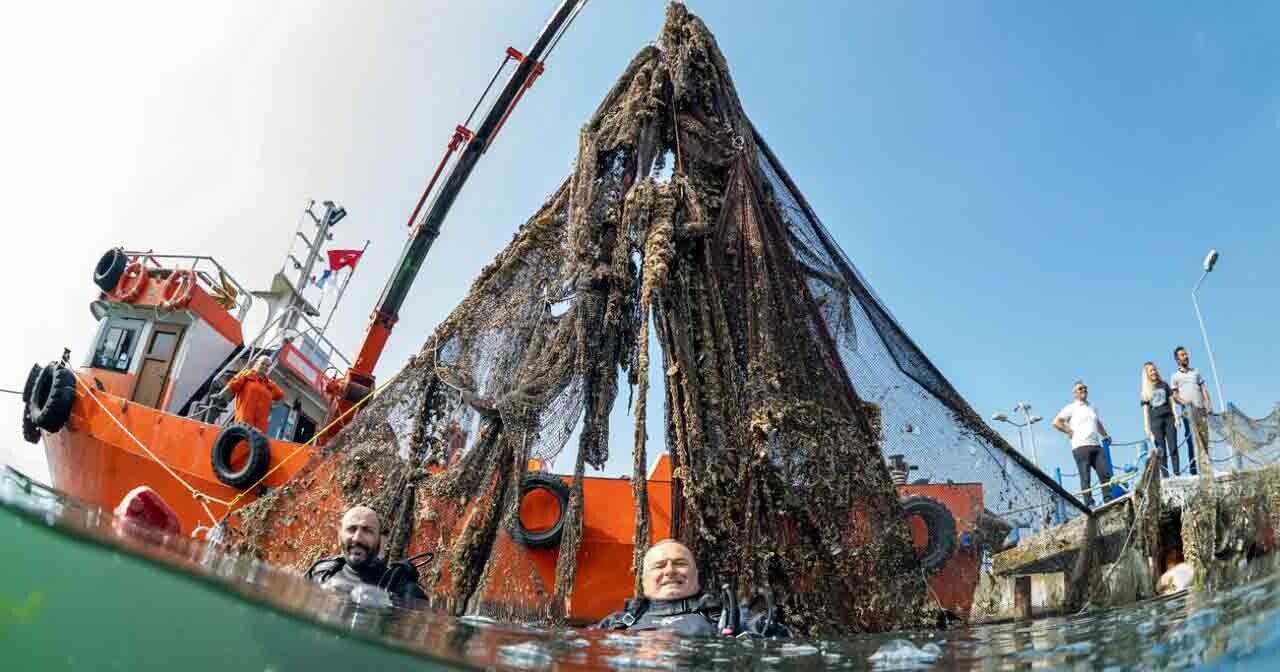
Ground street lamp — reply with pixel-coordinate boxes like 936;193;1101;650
1015;402;1043;468
991;405;1044;467
1191;248;1226;413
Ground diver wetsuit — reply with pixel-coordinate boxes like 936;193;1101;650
306;555;427;602
595;593;790;638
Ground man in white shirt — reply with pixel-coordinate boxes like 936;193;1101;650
1053;380;1113;507
1170;346;1212;475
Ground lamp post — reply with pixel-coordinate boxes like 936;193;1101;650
1015;402;1042;468
993;405;1051;526
992;406;1044;468
1191;249;1225;413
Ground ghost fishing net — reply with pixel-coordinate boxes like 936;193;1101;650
232;3;1085;636
1207;405;1280;469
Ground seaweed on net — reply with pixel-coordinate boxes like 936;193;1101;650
233;3;936;635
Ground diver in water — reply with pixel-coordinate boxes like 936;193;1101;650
594;539;789;638
306;505;427;603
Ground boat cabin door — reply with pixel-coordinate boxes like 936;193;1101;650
132;325;184;409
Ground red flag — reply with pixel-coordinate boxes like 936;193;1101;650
327;249;363;272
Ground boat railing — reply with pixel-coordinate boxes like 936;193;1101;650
196;303;352;428
125;251;255;322
288;307;353;371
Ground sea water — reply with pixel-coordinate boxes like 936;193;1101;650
3;472;1279;671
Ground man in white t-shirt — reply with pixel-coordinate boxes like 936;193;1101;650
1170;345;1212;475
1052;380;1113;507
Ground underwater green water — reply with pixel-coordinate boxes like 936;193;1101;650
0;504;463;671
5;468;1280;671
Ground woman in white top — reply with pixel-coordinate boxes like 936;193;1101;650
1140;361;1180;476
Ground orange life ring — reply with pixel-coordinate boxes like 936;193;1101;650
160;270;196;311
109;262;148;303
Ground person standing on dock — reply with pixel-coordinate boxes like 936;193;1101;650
1171;346;1213;475
225;355;284;433
1140;362;1180;476
1053;381;1114;507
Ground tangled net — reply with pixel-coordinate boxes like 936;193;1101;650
229;3;994;635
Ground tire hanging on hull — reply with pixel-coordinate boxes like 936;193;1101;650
27;364;76;434
901;495;958;574
210;424;271;490
510;472;571;549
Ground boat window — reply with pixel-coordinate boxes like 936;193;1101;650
147;331;178;360
93;318;144;372
266;403;292;441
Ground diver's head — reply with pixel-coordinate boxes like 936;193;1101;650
339;506;382;569
641;539;699;601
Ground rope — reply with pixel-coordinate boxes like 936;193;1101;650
1;387;22;396
65;369;226;525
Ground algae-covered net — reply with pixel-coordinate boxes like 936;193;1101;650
233;3;1085;635
1208;404;1280;470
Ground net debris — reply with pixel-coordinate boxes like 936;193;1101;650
231;3;1084;636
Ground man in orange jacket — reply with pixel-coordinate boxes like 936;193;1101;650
226;355;284;432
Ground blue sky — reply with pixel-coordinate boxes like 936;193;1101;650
3;1;1277;488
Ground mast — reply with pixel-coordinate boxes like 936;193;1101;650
325;0;588;423
288;200;347;331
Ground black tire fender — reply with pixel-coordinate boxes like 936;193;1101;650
510;472;571;549
94;248;129;292
210;424;271;490
901;495;957;574
27;365;76;433
22;363;42;403
22;408;41;444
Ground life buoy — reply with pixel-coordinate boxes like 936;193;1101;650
160;269;196;311
94;248;128;292
26;365;77;433
901;495;957;574
510;472;571;549
210;424;271;490
110;262;149;303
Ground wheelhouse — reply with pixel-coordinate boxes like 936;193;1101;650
84;248;350;444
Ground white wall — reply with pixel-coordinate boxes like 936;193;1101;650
165;318;239;414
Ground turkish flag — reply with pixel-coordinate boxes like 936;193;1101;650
327;249;364;272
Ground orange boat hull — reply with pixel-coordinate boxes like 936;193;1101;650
43;378;312;535
43;380;983;623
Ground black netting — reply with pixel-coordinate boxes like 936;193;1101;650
755;135;1086;533
1208;404;1280;469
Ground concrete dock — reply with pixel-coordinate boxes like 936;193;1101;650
971;463;1280;622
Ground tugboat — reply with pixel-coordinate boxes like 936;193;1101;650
21;199;359;534
16;0;1007;624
